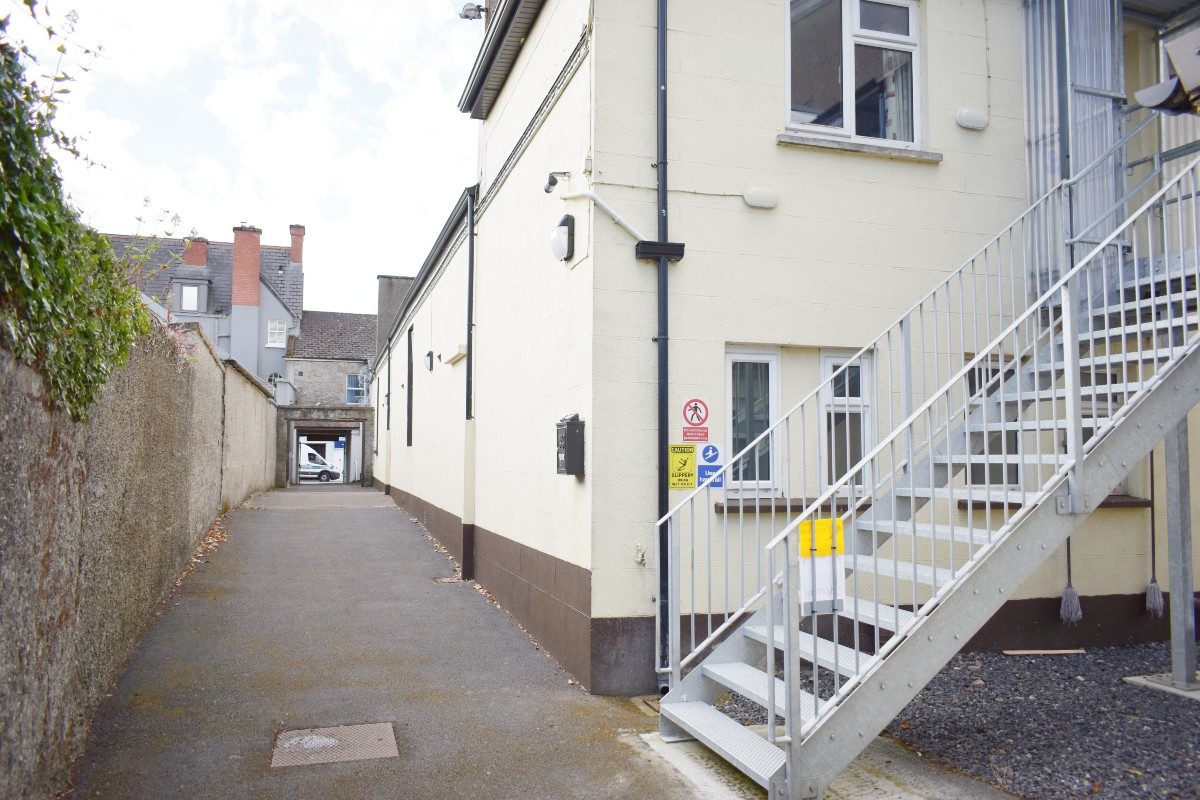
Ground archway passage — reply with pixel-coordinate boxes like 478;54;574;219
292;423;363;486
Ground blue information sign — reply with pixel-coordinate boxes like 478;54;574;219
697;464;724;488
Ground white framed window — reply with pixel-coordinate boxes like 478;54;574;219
346;374;366;404
266;319;287;348
726;349;781;494
179;284;199;312
788;0;920;146
819;351;873;491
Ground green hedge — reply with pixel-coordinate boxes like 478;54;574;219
0;17;149;421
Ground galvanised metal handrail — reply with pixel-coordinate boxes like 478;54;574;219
655;183;1066;682
762;156;1199;751
655;124;1172;685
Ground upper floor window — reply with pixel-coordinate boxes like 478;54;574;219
179;284;199;312
266;320;287;348
790;0;919;144
346;374;366;404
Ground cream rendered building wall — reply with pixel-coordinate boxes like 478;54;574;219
479;0;593;186
373;346;393;486
471;17;596;571
586;0;1071;621
384;246;470;518
372;0;598;571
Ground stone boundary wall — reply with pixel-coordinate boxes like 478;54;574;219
0;321;277;800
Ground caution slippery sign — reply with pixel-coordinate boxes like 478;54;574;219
668;444;697;489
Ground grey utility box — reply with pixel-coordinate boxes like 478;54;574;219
556;414;585;477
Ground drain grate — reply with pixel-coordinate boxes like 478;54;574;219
270;722;398;768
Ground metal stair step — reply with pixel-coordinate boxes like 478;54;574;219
976;417;1110;433
659;700;786;789
899;485;1028;505
837;596;918;632
702;661;817;720
934;452;1062;467
857;519;993;546
847;553;955;588
1035;347;1176;373
1117;268;1197;296
1009;384;1139;403
1076;312;1199;340
744;624;867;678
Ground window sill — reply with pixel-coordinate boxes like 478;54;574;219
777;132;943;164
265;343;287;349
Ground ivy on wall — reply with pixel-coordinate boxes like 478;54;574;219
0;14;149;421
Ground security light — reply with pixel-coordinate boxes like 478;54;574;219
459;3;486;20
550;215;575;262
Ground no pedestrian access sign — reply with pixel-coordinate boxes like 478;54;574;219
682;398;709;426
682;398;709;442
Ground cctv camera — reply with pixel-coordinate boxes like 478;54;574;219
544;171;570;194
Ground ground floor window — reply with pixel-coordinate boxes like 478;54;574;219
820;351;872;489
726;349;780;491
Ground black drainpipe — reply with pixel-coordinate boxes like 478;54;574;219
465;186;478;421
655;0;671;689
463;186;478;579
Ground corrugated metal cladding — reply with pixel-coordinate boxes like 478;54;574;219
459;0;547;120
1123;0;1200;23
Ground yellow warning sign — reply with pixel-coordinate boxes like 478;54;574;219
668;444;697;489
798;518;845;559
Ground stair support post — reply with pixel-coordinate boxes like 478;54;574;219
668;516;682;687
900;318;914;476
1164;417;1198;688
1059;276;1087;514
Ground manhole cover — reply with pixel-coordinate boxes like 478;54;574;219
270;722;398;768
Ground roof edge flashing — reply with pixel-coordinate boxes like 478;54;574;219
458;0;546;120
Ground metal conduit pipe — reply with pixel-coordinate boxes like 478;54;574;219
558;189;649;242
655;0;671;691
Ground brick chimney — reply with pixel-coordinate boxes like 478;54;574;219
182;236;208;266
232;225;261;306
289;224;305;264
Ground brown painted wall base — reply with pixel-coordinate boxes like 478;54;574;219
375;480;657;695
374;482;1195;697
474;524;591;685
967;591;1200;651
384;484;463;564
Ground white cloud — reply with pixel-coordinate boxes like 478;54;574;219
11;0;485;313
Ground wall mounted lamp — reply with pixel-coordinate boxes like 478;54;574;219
550;214;575;261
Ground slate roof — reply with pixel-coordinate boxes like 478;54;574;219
287;311;377;362
107;234;304;316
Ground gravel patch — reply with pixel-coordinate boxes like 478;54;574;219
887;643;1198;799
716;643;1198;799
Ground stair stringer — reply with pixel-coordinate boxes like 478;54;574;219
790;343;1200;799
659;603;775;741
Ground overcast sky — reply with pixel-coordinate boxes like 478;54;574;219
10;0;482;314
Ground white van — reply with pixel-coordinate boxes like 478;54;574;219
298;444;341;483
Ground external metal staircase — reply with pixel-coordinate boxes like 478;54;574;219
655;157;1200;797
